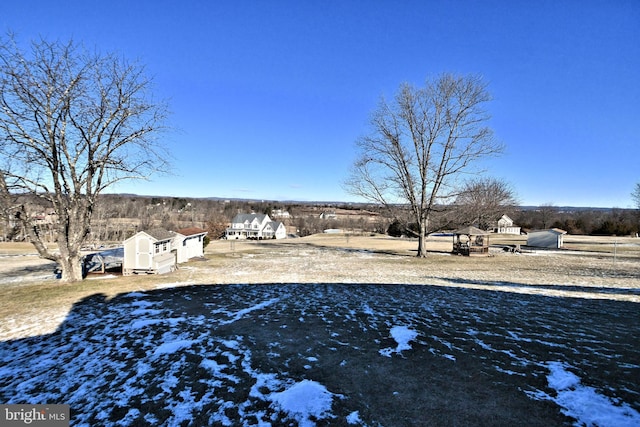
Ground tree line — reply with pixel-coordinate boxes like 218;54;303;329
513;206;639;236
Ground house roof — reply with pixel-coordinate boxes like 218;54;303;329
454;226;489;236
231;213;268;224
176;227;207;236
267;221;283;230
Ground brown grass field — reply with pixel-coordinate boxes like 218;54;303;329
1;234;639;426
1;234;639;341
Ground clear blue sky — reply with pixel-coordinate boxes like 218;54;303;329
2;1;639;207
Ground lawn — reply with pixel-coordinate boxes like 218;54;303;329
1;235;639;426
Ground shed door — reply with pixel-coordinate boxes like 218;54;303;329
137;238;152;268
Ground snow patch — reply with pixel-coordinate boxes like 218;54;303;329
269;380;335;427
220;297;280;325
200;358;227;374
379;325;418;357
346;410;362;424
153;340;196;357
531;362;640;427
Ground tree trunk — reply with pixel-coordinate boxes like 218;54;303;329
58;254;84;282
416;220;428;258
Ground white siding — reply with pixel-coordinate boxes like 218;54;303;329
123;231;176;275
527;230;565;248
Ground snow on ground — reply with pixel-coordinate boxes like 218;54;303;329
269;380;337;427
527;362;640;427
1;282;639;426
379;325;418;357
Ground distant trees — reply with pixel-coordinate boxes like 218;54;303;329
514;207;638;236
0;35;170;282
346;73;503;256
537;203;559;230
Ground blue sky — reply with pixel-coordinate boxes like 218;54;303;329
2;1;639;207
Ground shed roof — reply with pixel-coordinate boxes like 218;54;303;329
146;228;175;241
176;227;207;236
529;228;567;235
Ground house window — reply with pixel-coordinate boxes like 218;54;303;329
162;242;168;252
155;244;160;254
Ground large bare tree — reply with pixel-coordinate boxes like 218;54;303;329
0;36;170;282
346;73;503;257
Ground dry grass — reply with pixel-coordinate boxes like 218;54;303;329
1;233;639;341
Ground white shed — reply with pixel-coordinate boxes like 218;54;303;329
123;229;176;275
527;228;567;249
174;227;208;263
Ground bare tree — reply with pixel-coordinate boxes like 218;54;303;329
0;35;170;282
632;182;640;210
346;73;503;256
538;203;558;229
454;177;519;229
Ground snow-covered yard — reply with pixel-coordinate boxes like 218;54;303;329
1;281;639;426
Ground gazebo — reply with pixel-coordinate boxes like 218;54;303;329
452;226;490;256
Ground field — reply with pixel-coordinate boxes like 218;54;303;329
1;234;639;426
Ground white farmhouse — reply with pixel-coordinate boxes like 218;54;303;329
493;214;521;235
174;227;208;263
225;213;286;240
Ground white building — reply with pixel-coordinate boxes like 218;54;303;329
492;214;521;235
225;213;286;240
123;227;208;275
123;229;176;275
174;227;208;263
527;228;567;249
319;211;337;220
271;209;291;219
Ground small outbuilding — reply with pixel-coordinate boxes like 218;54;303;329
123;228;176;275
452;226;490;256
527;228;567;249
174;227;208;263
